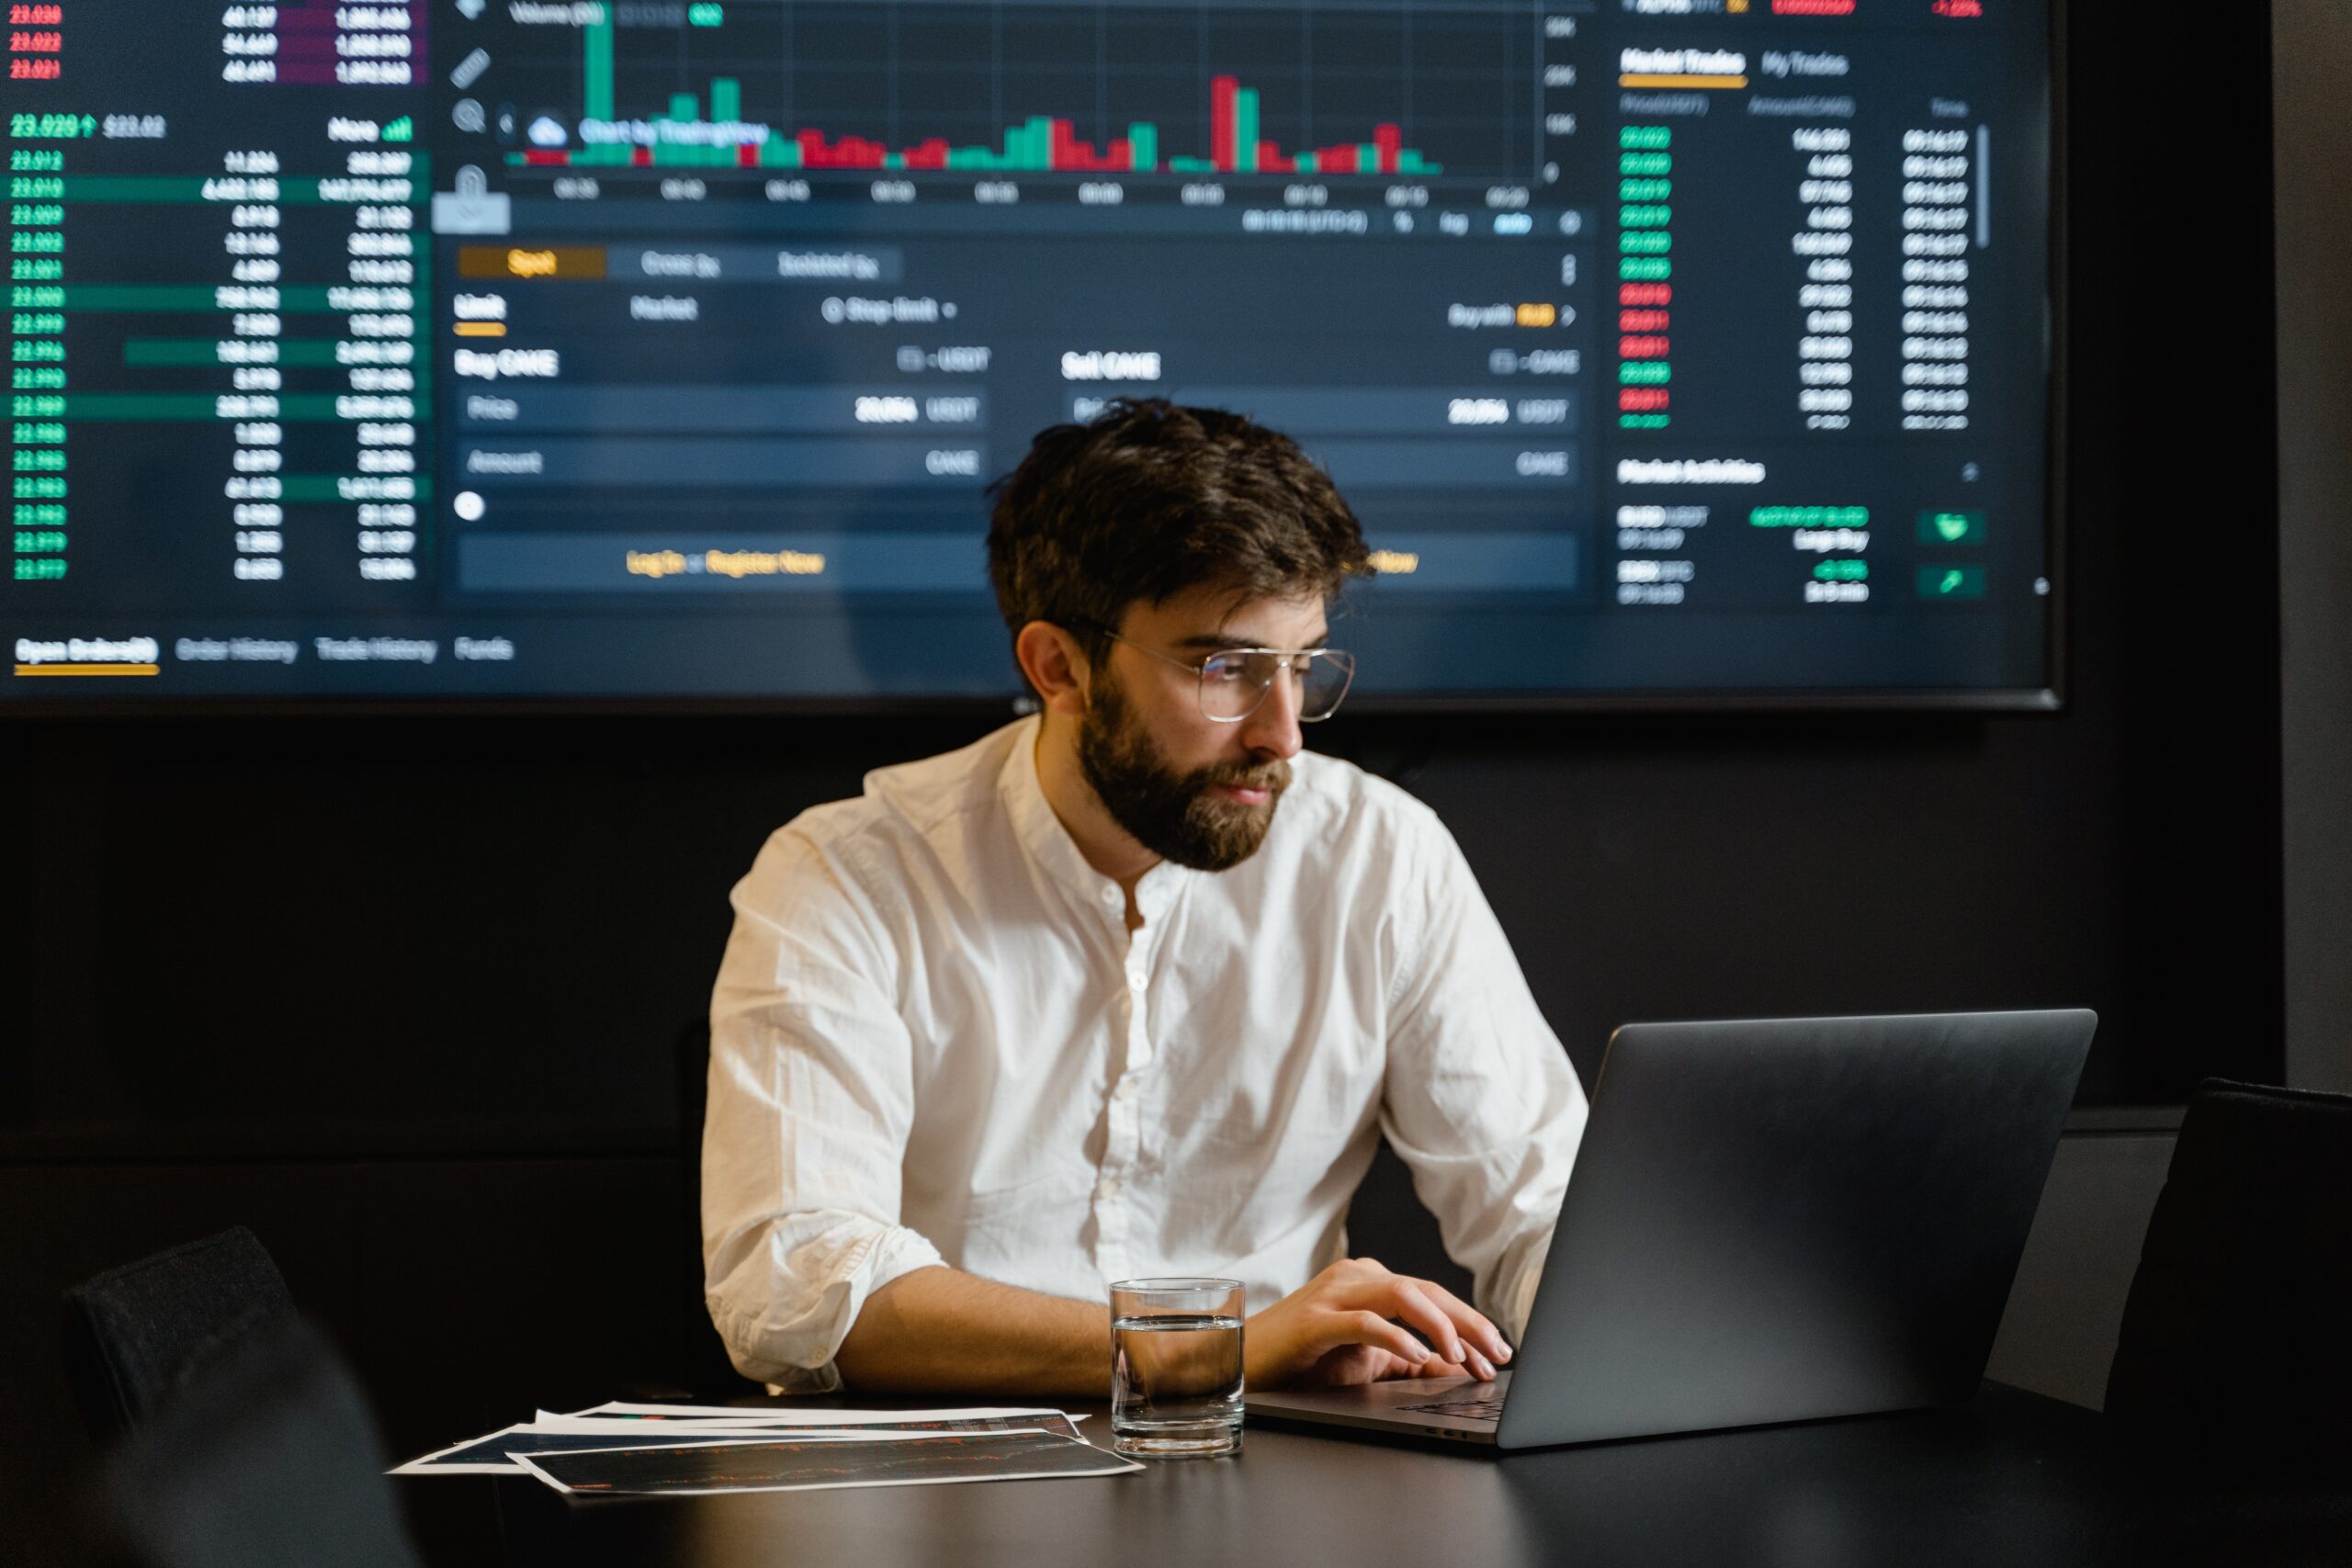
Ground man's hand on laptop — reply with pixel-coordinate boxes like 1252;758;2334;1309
1245;1258;1512;1388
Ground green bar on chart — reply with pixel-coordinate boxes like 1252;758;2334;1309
584;12;614;120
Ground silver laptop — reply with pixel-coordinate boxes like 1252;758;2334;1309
1245;1009;2096;1450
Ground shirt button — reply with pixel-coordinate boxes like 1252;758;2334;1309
1114;1078;1138;1100
1099;1176;1123;1198
1101;888;1121;908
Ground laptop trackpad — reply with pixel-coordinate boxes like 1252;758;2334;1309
1253;1370;1510;1415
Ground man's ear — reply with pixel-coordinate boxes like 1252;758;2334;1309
1013;621;1091;720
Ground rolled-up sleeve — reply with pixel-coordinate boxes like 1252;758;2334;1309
1380;818;1588;1343
702;827;945;1391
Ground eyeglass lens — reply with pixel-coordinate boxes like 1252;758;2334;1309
1198;649;1354;722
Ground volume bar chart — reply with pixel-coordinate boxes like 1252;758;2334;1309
2;0;2058;705
515;8;1442;174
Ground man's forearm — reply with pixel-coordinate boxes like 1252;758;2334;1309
831;1265;1110;1397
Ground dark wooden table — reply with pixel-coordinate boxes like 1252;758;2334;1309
410;1383;2352;1568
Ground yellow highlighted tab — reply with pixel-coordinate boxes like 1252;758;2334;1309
15;663;159;676
1618;73;1749;89
458;244;606;280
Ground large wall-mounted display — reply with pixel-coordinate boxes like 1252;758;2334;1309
2;0;2051;705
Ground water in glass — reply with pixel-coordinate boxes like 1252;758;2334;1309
1110;1279;1245;1457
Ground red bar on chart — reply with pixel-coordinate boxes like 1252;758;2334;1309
1107;138;1133;171
1316;145;1360;173
1255;141;1290;173
1374;123;1400;175
1211;75;1238;171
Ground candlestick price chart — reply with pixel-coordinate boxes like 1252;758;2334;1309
3;0;2054;705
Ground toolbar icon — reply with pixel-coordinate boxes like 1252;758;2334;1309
432;166;512;235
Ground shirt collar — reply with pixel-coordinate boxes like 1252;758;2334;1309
998;715;1196;926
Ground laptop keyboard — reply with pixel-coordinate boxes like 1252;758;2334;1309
1398;1394;1507;1422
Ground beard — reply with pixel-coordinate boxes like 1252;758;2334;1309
1076;669;1292;872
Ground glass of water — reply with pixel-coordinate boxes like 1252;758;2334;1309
1110;1277;1246;1458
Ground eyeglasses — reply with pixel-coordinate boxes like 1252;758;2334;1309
1080;623;1357;724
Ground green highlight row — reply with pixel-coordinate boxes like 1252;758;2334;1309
11;476;430;503
273;475;435;502
32;286;424;312
20;393;413;421
11;173;428;205
123;339;431;375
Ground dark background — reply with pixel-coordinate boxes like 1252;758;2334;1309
0;4;2281;1561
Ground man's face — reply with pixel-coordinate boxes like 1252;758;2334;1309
1075;587;1328;872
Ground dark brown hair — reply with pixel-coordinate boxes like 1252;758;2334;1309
986;399;1370;668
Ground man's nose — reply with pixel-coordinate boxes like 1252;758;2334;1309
1238;671;1305;761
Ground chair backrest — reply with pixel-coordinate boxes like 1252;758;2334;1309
90;1314;423;1568
62;1226;298;1441
2105;1078;2352;1439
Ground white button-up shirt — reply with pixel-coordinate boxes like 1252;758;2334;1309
703;717;1588;1390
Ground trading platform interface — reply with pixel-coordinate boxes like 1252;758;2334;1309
4;0;2051;704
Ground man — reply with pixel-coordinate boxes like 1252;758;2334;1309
704;399;1586;1396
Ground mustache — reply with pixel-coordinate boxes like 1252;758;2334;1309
1195;758;1292;795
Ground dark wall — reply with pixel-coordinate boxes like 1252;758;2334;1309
2273;0;2352;1094
0;4;2284;1561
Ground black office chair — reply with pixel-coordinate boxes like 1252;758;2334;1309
2104;1078;2352;1443
87;1313;423;1568
62;1226;298;1442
